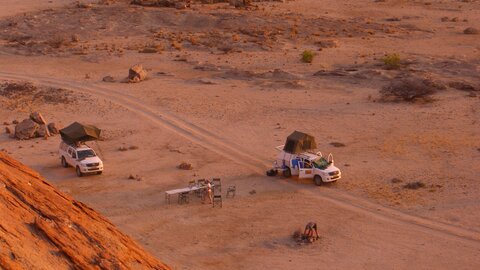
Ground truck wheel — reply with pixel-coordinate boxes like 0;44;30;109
76;166;83;177
283;167;291;178
97;171;103;175
314;175;323;186
61;156;68;168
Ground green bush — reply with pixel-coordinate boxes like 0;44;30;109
382;53;401;69
301;50;315;63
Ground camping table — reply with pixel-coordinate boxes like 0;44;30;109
165;184;214;204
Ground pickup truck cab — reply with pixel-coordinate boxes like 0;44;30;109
59;141;103;177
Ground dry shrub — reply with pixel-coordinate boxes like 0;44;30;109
301;50;314;63
382;53;401;69
380;77;445;103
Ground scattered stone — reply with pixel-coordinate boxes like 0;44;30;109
71;34;80;42
102;76;115;83
128;64;147;83
315;39;339;49
391;178;402;184
5;127;12;134
128;146;139;150
177;162;193;170
12;120;18;125
229;0;251;8
118;146;128;151
463;27;479;35
403;181;425;190
14;119;39;140
249;189;256;195
448;81;477;92
3;122;9;125
128;174;143;181
175;2;187;9
330;142;346;147
47;123;59;135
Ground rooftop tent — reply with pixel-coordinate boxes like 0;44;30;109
60;122;101;144
283;131;317;154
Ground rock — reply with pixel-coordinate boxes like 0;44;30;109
315;39;339;49
12;120;18;125
35;125;50;138
463;27;479;34
71;34;80;42
229;0;251;8
29;112;46;125
102;75;115;82
128;64;147;83
3;122;9;125
0;152;170;269
5;127;12;134
177;162;192;170
128;174;136;180
175;2;187;9
448;81;477;91
14;119;39;140
47;123;60;135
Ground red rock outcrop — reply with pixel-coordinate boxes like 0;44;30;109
0;152;170;270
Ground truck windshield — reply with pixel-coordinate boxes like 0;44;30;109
313;157;329;170
77;150;96;160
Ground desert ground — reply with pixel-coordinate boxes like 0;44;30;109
0;0;479;269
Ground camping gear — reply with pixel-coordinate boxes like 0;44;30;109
60;122;101;144
283;131;317;154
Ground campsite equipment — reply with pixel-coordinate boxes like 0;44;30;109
268;131;341;185
60;122;101;144
283;131;317;154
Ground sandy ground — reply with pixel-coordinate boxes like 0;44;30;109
0;0;479;269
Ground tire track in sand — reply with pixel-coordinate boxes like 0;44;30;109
1;72;479;246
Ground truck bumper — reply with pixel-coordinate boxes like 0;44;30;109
79;166;103;173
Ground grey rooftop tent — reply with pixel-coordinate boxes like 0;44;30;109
60;122;101;144
283;131;317;154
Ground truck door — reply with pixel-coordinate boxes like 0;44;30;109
299;160;314;179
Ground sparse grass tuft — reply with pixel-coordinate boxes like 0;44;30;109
382;53;401;69
301;50;315;63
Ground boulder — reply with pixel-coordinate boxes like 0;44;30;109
463;27;479;35
128;64;147;83
36;125;49;138
47;123;60;134
177;162;192;170
229;0;251;7
102;75;115;82
29;112;46;125
14;119;39;140
5;127;12;134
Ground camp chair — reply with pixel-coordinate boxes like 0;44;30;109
213;194;222;208
196;179;206;197
226;185;236;198
212;178;221;194
178;192;189;204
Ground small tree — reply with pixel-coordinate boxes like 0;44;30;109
302;50;315;63
382;53;401;69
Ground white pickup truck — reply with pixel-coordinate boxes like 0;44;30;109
59;141;104;177
272;146;341;185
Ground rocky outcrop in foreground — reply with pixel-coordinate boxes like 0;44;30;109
0;152;170;270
